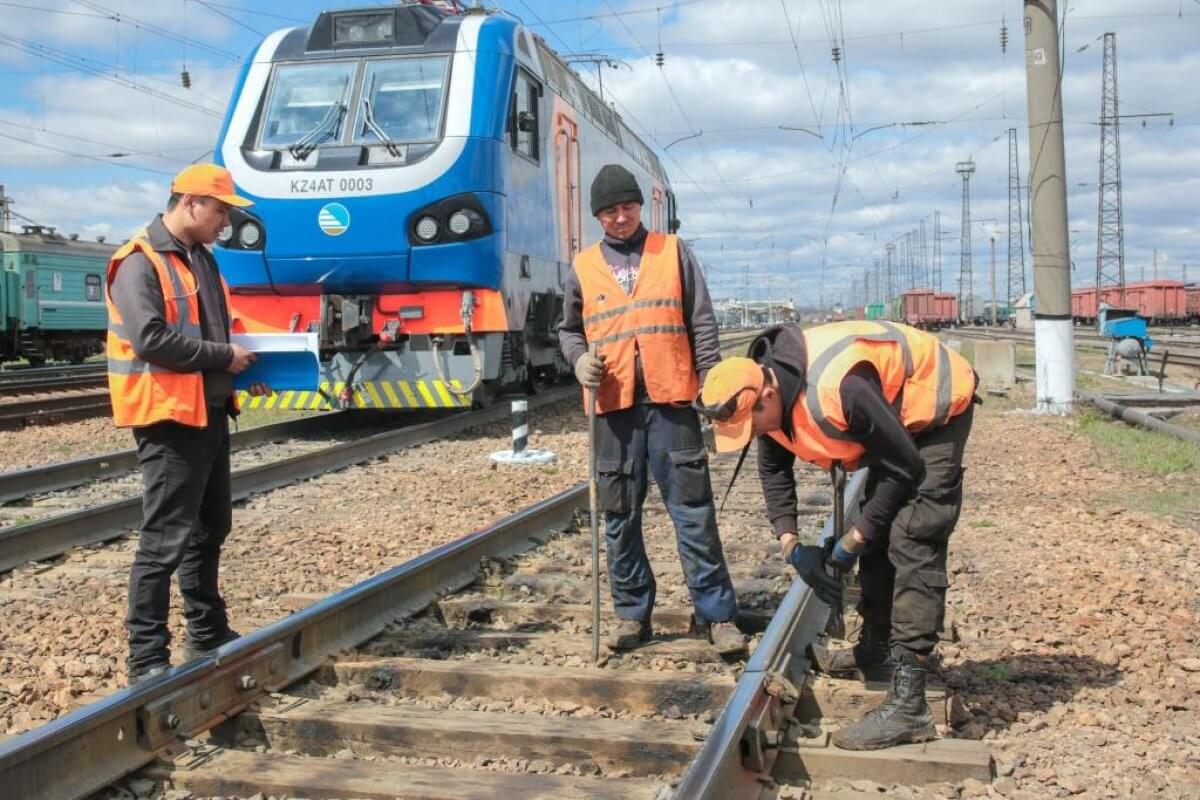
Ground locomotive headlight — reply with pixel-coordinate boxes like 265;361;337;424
415;215;439;242
218;224;234;245
237;221;263;248
447;211;472;236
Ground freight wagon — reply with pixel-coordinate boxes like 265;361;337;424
1071;280;1189;325
1186;284;1199;322
892;289;956;329
0;226;112;365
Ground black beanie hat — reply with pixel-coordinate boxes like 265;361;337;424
590;164;644;216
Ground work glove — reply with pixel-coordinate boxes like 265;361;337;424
827;530;865;573
575;351;606;388
784;541;843;607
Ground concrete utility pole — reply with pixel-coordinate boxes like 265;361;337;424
1007;128;1027;304
872;257;882;303
0;185;10;233
919;219;929;288
1095;32;1126;306
1024;0;1075;412
956;160;976;323
1153;248;1158;280
990;237;998;326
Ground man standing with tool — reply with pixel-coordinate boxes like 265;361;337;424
558;164;745;656
107;164;269;685
695;321;977;749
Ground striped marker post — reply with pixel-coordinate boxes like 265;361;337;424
490;398;556;465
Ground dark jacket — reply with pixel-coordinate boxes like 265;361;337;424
749;325;926;542
108;215;235;410
557;225;721;393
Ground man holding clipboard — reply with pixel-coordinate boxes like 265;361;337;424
106;164;270;684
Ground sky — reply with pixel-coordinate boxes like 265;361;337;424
0;0;1196;310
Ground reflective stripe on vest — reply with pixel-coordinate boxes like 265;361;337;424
574;233;699;413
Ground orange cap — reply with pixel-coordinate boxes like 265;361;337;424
699;357;764;453
170;163;253;208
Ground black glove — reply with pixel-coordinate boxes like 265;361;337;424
787;543;843;607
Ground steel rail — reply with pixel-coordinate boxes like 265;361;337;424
0;483;588;800
0;409;369;504
1077;389;1200;447
948;328;1200;368
0;392;113;430
0;386;574;574
673;469;868;797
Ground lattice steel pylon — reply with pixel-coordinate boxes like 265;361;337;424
885;243;896;304
956;160;976;322
1007;128;1027;305
1096;31;1125;305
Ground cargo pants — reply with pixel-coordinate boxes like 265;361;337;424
595;402;739;626
126;409;233;672
856;404;974;655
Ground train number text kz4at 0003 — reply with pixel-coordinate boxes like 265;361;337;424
290;177;374;194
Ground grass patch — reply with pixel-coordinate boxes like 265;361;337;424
980;662;1013;683
1076;408;1200;476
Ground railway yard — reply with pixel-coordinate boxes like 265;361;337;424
0;330;1192;800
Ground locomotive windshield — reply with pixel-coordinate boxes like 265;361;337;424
259;62;356;149
258;56;451;153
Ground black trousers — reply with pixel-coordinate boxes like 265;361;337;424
126;410;232;671
856;404;974;655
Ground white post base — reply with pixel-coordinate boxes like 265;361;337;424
490;449;557;466
1034;317;1075;414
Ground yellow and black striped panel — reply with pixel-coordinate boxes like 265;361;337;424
235;380;473;410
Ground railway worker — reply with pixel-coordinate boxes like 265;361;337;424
695;321;978;750
106;164;269;685
558;164;746;657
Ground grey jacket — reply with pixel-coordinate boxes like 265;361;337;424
108;215;235;410
557;226;721;392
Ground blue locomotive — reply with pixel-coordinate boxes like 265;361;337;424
214;2;679;409
0;226;111;365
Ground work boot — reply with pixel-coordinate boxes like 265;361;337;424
605;618;651;651
708;621;748;657
811;624;893;681
182;628;243;663
127;662;169;687
831;647;936;751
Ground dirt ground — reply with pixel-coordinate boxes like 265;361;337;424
2;382;1199;798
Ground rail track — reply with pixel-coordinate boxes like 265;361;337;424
0;331;766;575
946;326;1200;369
0;390;113;431
0;461;990;799
0;363;106;395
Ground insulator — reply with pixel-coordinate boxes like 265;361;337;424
1000;24;1009;53
654;51;664;67
180;69;192;89
831;46;841;64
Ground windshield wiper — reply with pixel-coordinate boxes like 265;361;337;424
288;101;346;161
362;97;404;158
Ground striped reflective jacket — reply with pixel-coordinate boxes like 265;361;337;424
105;232;236;428
575;232;698;413
770;320;977;470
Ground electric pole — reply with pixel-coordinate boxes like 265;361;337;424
919;219;929;288
885;243;896;306
1153;248;1158;280
934;210;942;292
0;185;10;233
1095;32;1126;306
1025;0;1075;412
956;160;976;323
873;257;882;304
990;236;998;326
1007;128;1027;304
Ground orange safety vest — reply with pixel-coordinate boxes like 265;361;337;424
575;232;698;414
105;232;237;428
769;320;976;470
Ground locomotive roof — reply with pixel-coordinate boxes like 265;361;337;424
0;230;116;258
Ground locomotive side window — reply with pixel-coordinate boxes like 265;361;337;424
259;61;356;150
511;69;541;163
85;274;102;302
